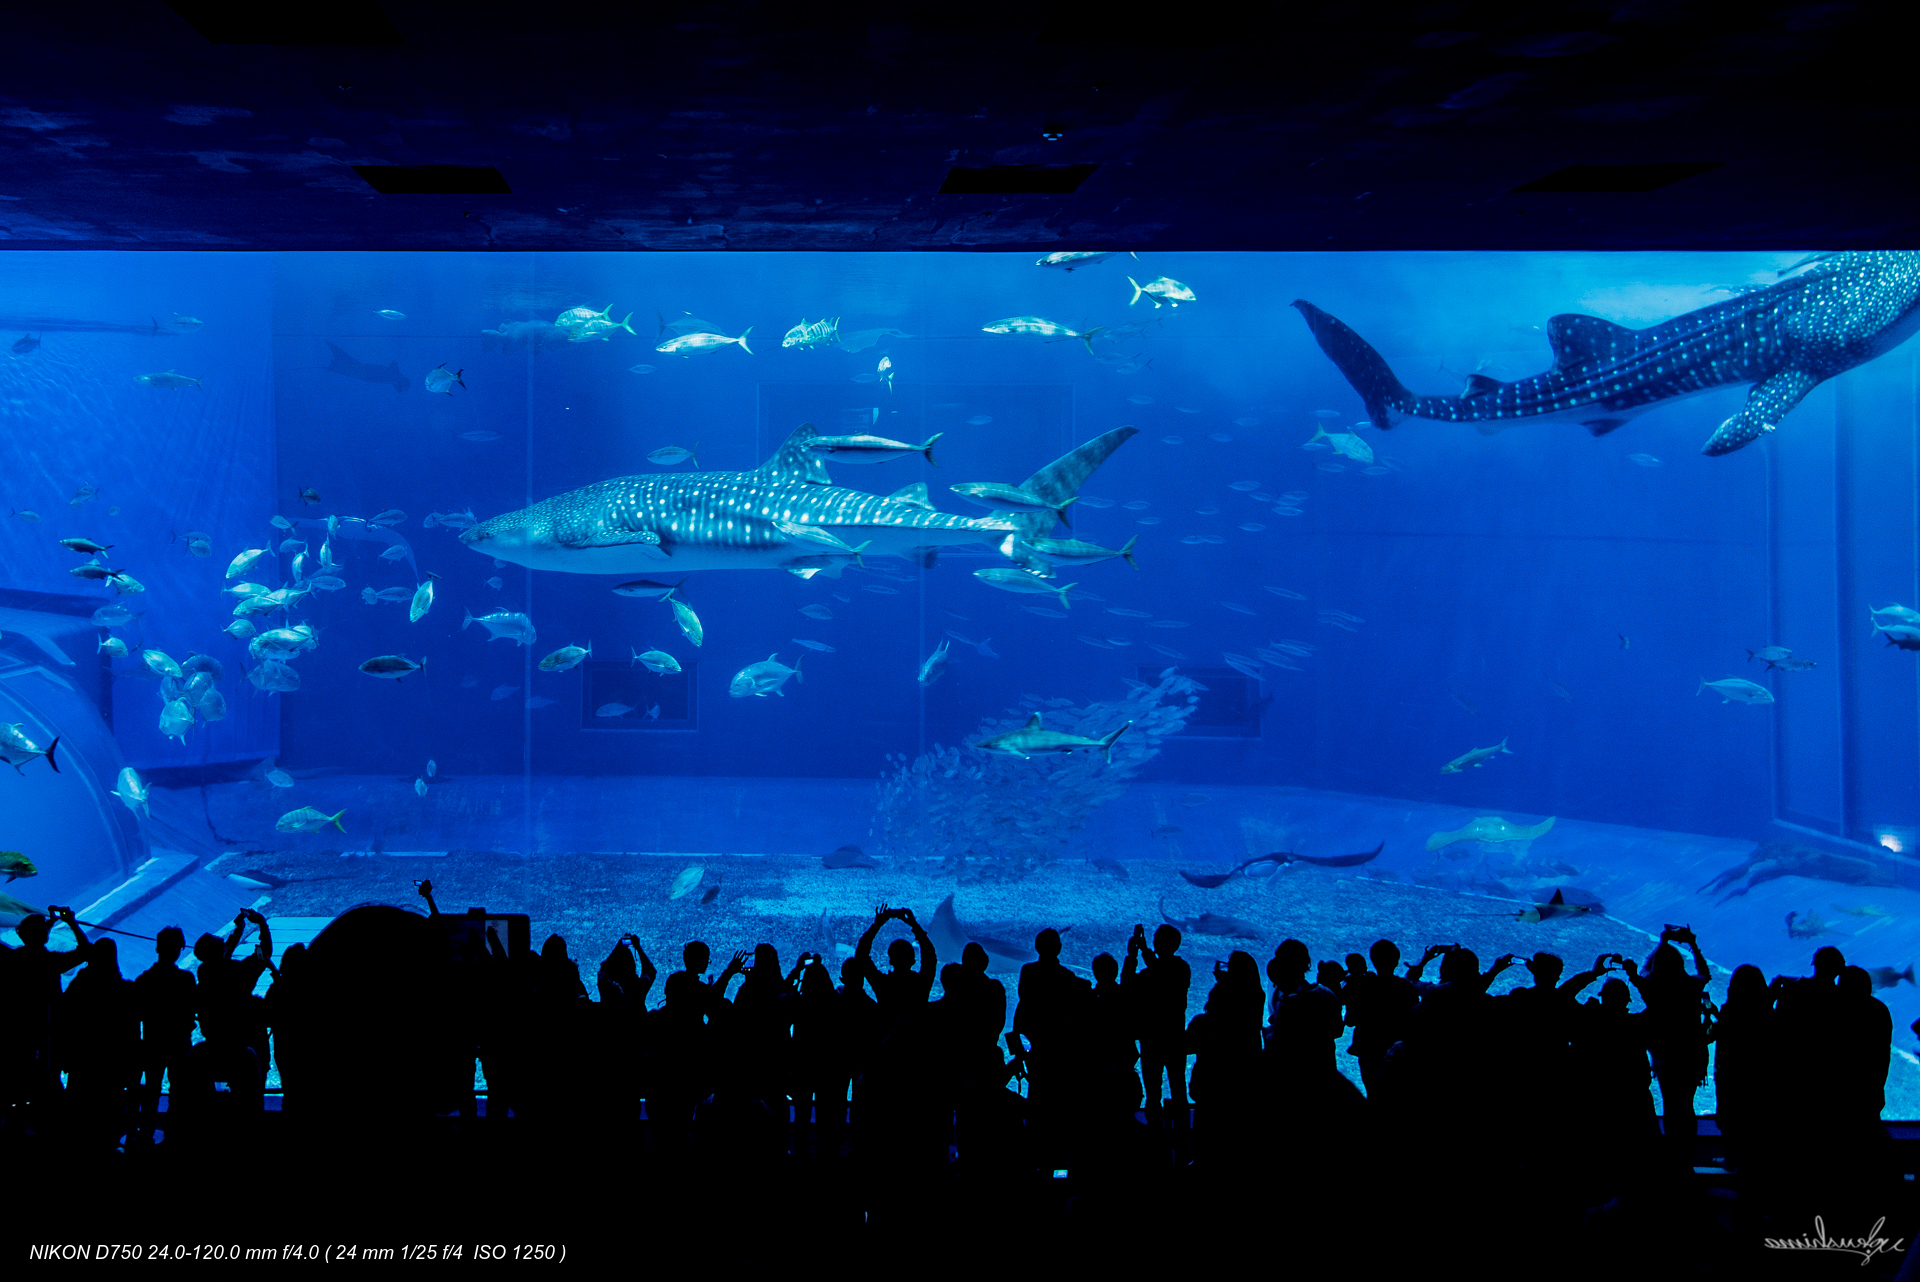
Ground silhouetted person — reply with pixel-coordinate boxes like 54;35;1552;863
1264;939;1363;1185
1505;951;1609;1121
790;955;846;1163
594;935;655;1124
852;903;936;1033
1125;922;1191;1142
262;941;307;1110
1711;963;1772;1169
1188;950;1263;1169
1577;977;1658;1194
1622;927;1709;1163
1266;939;1343;1083
523;933;591;1133
853;906;944;1177
476;923;536;1121
721;942;793;1158
183;910;273;1124
132;925;194;1144
1398;944;1514;1178
836;955;882;1077
1824;965;1896;1198
1;906;89;1122
59;934;137;1149
1772;944;1846;1128
653;941;744;1153
1085;952;1142;1158
1345;938;1417;1099
1012;926;1089;1134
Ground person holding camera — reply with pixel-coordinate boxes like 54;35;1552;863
851;903;936;1028
1622;925;1712;1164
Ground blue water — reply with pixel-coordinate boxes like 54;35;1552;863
6;249;1920;1110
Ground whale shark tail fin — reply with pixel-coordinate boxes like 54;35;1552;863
757;423;834;486
1006;426;1139;544
1291;300;1415;428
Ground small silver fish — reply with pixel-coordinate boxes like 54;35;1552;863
409;573;439;623
424;364;465;395
539;643;592;672
648;444;700;467
463;608;536;646
631;647;681;674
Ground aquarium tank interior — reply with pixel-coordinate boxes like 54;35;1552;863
7;247;1920;1114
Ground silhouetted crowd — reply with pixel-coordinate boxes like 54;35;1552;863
0;890;1907;1266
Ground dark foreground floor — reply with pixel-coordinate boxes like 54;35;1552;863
12;1107;1919;1280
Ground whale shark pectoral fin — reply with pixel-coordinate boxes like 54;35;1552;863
1545;313;1642;369
1474;421;1512;437
1703;368;1821;455
555;527;670;559
905;545;939;568
1583;418;1630;436
1005;426;1139;543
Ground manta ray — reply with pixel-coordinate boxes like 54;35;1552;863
1293;251;1920;455
322;342;409;393
462;422;1139;576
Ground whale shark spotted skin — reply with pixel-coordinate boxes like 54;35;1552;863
462;422;1138;575
1294;251;1920;456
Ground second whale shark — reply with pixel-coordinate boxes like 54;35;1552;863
1294;251;1920;456
461;422;1139;576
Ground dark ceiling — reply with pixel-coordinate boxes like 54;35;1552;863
1;1;1912;252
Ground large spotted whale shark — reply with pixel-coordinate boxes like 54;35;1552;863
462;422;1139;575
1294;251;1920;455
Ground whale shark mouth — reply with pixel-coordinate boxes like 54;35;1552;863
464;421;1138;576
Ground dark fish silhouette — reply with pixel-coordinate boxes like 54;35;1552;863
323;341;409;393
480;319;569;354
928;893;1038;972
700;881;721;905
1278;842;1386;869
1703;839;1901;902
822;844;880;869
1867;964;1915;991
228;868;355;890
1180;842;1384;887
1296;252;1920;456
1159;899;1262;939
1516;889;1592;923
1091;857;1129;880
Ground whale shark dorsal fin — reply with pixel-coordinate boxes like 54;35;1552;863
1026;713;1042;729
757;422;833;486
889;481;931;509
1545;313;1640;370
1462;372;1503;399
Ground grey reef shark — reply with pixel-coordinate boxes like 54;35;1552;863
463;421;1139;577
1293;251;1920;455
